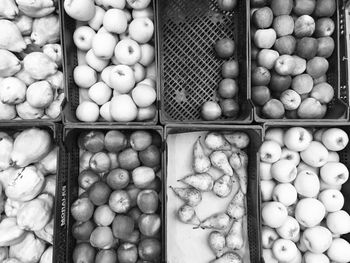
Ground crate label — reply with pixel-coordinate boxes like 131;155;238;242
60;185;67;227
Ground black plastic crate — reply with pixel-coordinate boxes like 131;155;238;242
260;122;350;263
60;1;159;125
164;124;262;263
55;125;164;263
158;0;253;124
252;0;349;122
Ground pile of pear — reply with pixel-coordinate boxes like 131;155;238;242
0;0;64;120
170;131;251;263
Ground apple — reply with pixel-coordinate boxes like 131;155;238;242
280;89;301;111
126;0;151;10
293;0;316;15
109;65;136;93
307;56;329;79
294;170;320;197
200;101;222;121
271;159;297;183
310;82;334;104
295;198;326;227
220;99;239;118
327;151;340;162
257;49;279;69
92;32;117;60
221;60;239;78
270;0;293;15
314;75;327;85
262;99;285;119
217;0;237;11
109;94;138;121
326;210;350;235
265;128;285;147
317;36;335;58
284;127;312;152
274;55;296;75
74;65;97;88
281;148;300;165
272;183;297;207
251;67;271;86
261;180;276;201
251;43;259;60
103;9;128;34
132;63;146;82
262;226;279;249
291;56;306;76
272;238;298;262
132;84;156;107
303;252;330;263
85;49;109;72
260;162;272;180
273;15;294;37
88;5;105;31
214;38;235;58
251;86;270;106
294;15;315;37
254;29;277;49
301;226;332;253
64;0;96;21
296;37;318;59
114;39;141;66
217;79;238;99
139;44;155;67
314;0;336;17
88;81;112;105
136;104;156;121
322;128;349;151
276;216;300;241
327;238;350;263
291;74;313;95
320;179;342;191
259;140;282;163
252;7;273;28
298;238;308;253
320;162;349;186
262;249;278;263
129;18;154;44
76;101;100;122
270;72;292;92
262;201;288;228
132;7;154;20
297;161;319;174
298;98;327;119
315;18;335;38
73;26;96;52
301;141;329;167
274;35;296;55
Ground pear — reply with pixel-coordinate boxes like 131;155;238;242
213;175;235;198
0;0;19;19
179;173;214;192
16;101;44;119
170;186;202;207
0;77;27;105
226;218;244;250
226;189;245;220
0;133;13;171
205;132;231;151
208;231;226;258
210;151;234;176
64;0;96;22
197;213;231;230
23;52;58;80
0;49;21;77
0;20;26;52
229;151;248;195
14;15;33;35
43;44;62;67
177;204;200;226
193;137;211;173
16;0;55;18
223;132;250;149
15;68;35;86
31;14;59;46
210;252;243;263
0;100;16;120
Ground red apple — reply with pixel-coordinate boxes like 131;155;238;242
317;37;335;58
270;72;292;92
274;55;296;76
306;56;329;79
217;0;237;11
314;0;336;17
215;38;235;59
297;98;327;119
220;99;239;117
296;37;318;59
221;60;239;78
218;79;238;98
315;18;335;37
294;15;315;37
251;86;271;106
274;35;296;55
262;99;285;119
253;7;273;29
252;66;271;86
270;0;293;16
273;15;294;37
201;101;222;120
293;0;316;15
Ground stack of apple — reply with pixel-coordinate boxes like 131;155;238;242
259;126;350;263
0;0;64;120
71;130;161;263
251;0;337;119
64;0;157;122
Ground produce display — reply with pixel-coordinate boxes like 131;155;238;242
0;128;57;262
71;130;162;263
167;130;251;263
259;126;350;262
63;0;157;122
0;0;64;120
251;0;338;119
